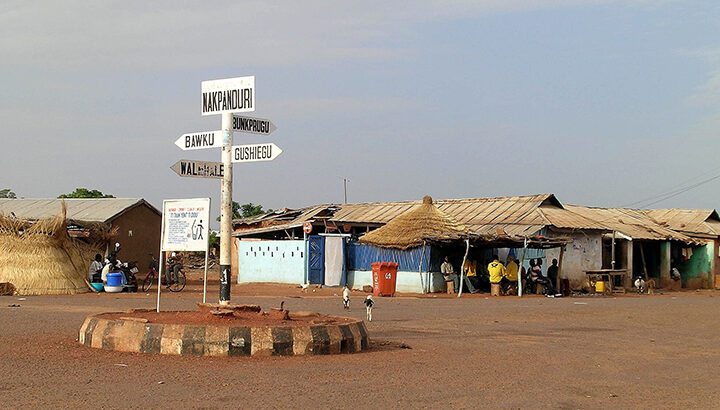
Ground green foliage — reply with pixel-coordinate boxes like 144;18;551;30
209;231;219;248
0;189;16;199
58;188;115;199
216;202;272;221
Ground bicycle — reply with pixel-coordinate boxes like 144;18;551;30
141;254;186;292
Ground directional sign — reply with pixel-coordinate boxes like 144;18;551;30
175;130;223;150
232;115;277;136
201;76;255;116
231;143;282;163
170;160;224;179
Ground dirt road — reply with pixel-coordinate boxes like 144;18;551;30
2;286;719;408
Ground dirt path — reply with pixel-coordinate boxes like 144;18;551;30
2;288;720;408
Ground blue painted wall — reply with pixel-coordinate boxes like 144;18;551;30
237;240;305;284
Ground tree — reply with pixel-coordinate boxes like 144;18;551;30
58;188;115;198
0;189;16;199
216;202;271;221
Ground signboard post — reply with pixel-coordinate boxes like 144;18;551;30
157;198;211;311
170;75;282;305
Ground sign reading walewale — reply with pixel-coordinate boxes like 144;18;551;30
175;130;223;150
232;143;282;163
170;160;224;179
201;76;255;116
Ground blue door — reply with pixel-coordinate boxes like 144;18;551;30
308;235;325;284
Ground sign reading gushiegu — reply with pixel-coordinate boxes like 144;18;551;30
201;76;255;116
161;198;211;252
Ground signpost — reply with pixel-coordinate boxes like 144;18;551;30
175;131;223;150
157;198;211;311
232;143;282;163
169;75;281;306
170;160;224;179
232;115;277;136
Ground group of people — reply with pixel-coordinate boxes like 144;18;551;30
441;254;560;296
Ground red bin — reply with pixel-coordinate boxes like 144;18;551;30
371;262;399;297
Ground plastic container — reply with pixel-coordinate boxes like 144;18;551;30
89;283;104;292
371;262;398;297
595;281;606;293
104;285;123;293
106;272;124;287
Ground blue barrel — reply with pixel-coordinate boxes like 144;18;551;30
106;272;124;287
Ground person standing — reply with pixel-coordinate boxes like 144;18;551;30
441;256;459;292
503;257;519;295
547;258;559;291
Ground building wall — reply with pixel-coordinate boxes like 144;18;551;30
546;232;603;288
237;240;305;284
675;242;714;289
110;204;161;272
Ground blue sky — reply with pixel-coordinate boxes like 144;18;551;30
2;1;719;216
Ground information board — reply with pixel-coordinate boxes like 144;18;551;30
161;198;211;251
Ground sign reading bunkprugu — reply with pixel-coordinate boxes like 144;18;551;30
201;76;255;116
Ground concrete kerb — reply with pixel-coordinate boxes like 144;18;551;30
78;313;369;357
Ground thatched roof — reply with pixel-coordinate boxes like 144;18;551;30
0;204;91;295
358;196;468;249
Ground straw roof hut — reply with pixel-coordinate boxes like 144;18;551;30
358;196;468;249
0;204;91;295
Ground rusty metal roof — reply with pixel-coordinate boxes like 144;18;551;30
0;198;159;223
551;205;698;242
643;209;720;237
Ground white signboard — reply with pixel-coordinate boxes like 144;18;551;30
175;130;223;150
232;143;283;163
201;76;255;116
232;115;277;136
161;198;211;252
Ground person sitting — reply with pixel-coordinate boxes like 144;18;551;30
488;255;505;292
441;256;459;293
502;257;519;295
166;252;183;286
88;254;104;283
463;258;480;294
532;258;557;296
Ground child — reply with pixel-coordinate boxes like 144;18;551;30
364;295;374;321
342;285;351;310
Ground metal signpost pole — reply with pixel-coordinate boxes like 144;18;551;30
203;198;212;304
219;113;233;305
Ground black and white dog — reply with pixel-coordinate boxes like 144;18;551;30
363;295;374;321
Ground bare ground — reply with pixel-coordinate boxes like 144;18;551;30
2;283;720;409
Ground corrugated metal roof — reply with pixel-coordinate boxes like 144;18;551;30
0;198;157;223
551;205;697;242
643;209;720;236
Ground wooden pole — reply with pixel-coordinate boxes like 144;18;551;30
418;241;427;294
557;244;565;293
457;239;470;298
518;239;527;297
639;242;649;280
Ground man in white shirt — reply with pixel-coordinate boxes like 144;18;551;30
441;256;459;292
88;254;103;282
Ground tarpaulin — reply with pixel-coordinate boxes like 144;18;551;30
346;242;430;272
324;236;344;286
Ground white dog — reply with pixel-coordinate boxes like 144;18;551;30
364;295;374;321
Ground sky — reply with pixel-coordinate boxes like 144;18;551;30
2;0;720;220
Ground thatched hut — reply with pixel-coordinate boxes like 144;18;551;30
359;196;468;249
0;205;94;295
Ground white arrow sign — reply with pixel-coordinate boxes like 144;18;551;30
170;160;224;179
175;130;224;150
232;143;283;163
201;76;255;116
232;115;277;136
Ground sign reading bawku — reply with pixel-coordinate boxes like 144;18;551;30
201;76;255;116
175;130;223;150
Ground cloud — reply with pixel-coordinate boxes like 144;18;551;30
0;0;645;71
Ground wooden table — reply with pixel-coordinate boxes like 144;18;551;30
584;269;628;294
